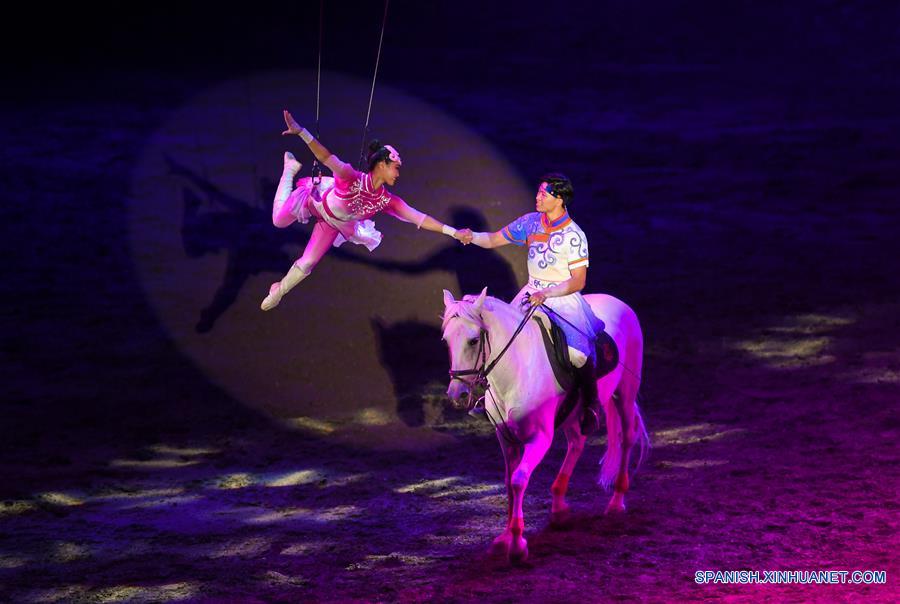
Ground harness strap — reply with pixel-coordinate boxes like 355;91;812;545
482;304;538;379
447;303;538;382
445;303;540;447
320;196;343;222
447;329;487;380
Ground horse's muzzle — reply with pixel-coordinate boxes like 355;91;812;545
446;379;471;408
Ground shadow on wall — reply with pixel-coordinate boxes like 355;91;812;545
177;156;476;334
174;161;520;427
174;155;520;336
371;318;447;427
340;207;520;301
174;156;297;334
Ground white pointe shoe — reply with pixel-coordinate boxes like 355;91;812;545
261;265;307;311
284;151;301;174
261;282;284;311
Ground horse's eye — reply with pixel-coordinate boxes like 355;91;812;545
468;338;479;347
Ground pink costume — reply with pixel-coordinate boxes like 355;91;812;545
261;143;427;312
278;161;400;251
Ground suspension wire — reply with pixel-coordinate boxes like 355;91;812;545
358;0;390;169
310;0;325;185
314;0;323;139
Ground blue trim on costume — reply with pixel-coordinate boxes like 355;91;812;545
548;212;570;228
502;227;526;246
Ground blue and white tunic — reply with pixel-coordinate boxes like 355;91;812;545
502;211;601;365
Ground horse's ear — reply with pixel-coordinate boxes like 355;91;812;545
442;289;455;307
473;287;488;311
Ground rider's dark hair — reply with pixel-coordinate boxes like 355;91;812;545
366;139;394;172
541;172;574;205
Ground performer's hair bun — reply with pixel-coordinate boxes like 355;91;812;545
366;139;392;171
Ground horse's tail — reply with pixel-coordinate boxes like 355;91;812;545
598;390;651;490
633;396;651;470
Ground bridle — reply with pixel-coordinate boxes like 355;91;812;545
447;327;490;411
446;303;540;445
448;303;538;388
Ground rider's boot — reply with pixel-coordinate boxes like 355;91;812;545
577;359;601;435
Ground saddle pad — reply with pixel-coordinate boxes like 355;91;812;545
534;317;576;391
533;317;621;429
595;330;619;377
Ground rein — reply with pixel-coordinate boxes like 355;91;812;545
535;300;593;340
448;303;539;388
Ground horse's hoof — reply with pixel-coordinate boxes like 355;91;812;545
508;540;529;565
549;508;571;529
605;501;626;515
488;535;509;557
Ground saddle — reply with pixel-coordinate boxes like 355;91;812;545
533;314;619;428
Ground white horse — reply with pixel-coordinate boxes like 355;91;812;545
442;288;649;563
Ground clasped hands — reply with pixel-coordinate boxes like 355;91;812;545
454;228;473;245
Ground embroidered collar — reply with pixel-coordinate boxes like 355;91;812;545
541;211;572;232
362;172;373;193
362;172;385;196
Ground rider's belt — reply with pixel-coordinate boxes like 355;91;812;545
528;276;566;289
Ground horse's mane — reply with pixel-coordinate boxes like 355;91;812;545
441;295;520;337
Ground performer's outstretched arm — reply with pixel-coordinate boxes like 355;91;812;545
386;197;473;244
459;229;509;249
282;109;357;181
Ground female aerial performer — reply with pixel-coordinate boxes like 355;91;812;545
262;110;472;310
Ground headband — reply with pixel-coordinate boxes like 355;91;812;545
384;144;402;164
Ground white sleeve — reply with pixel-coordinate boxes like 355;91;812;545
567;229;589;270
